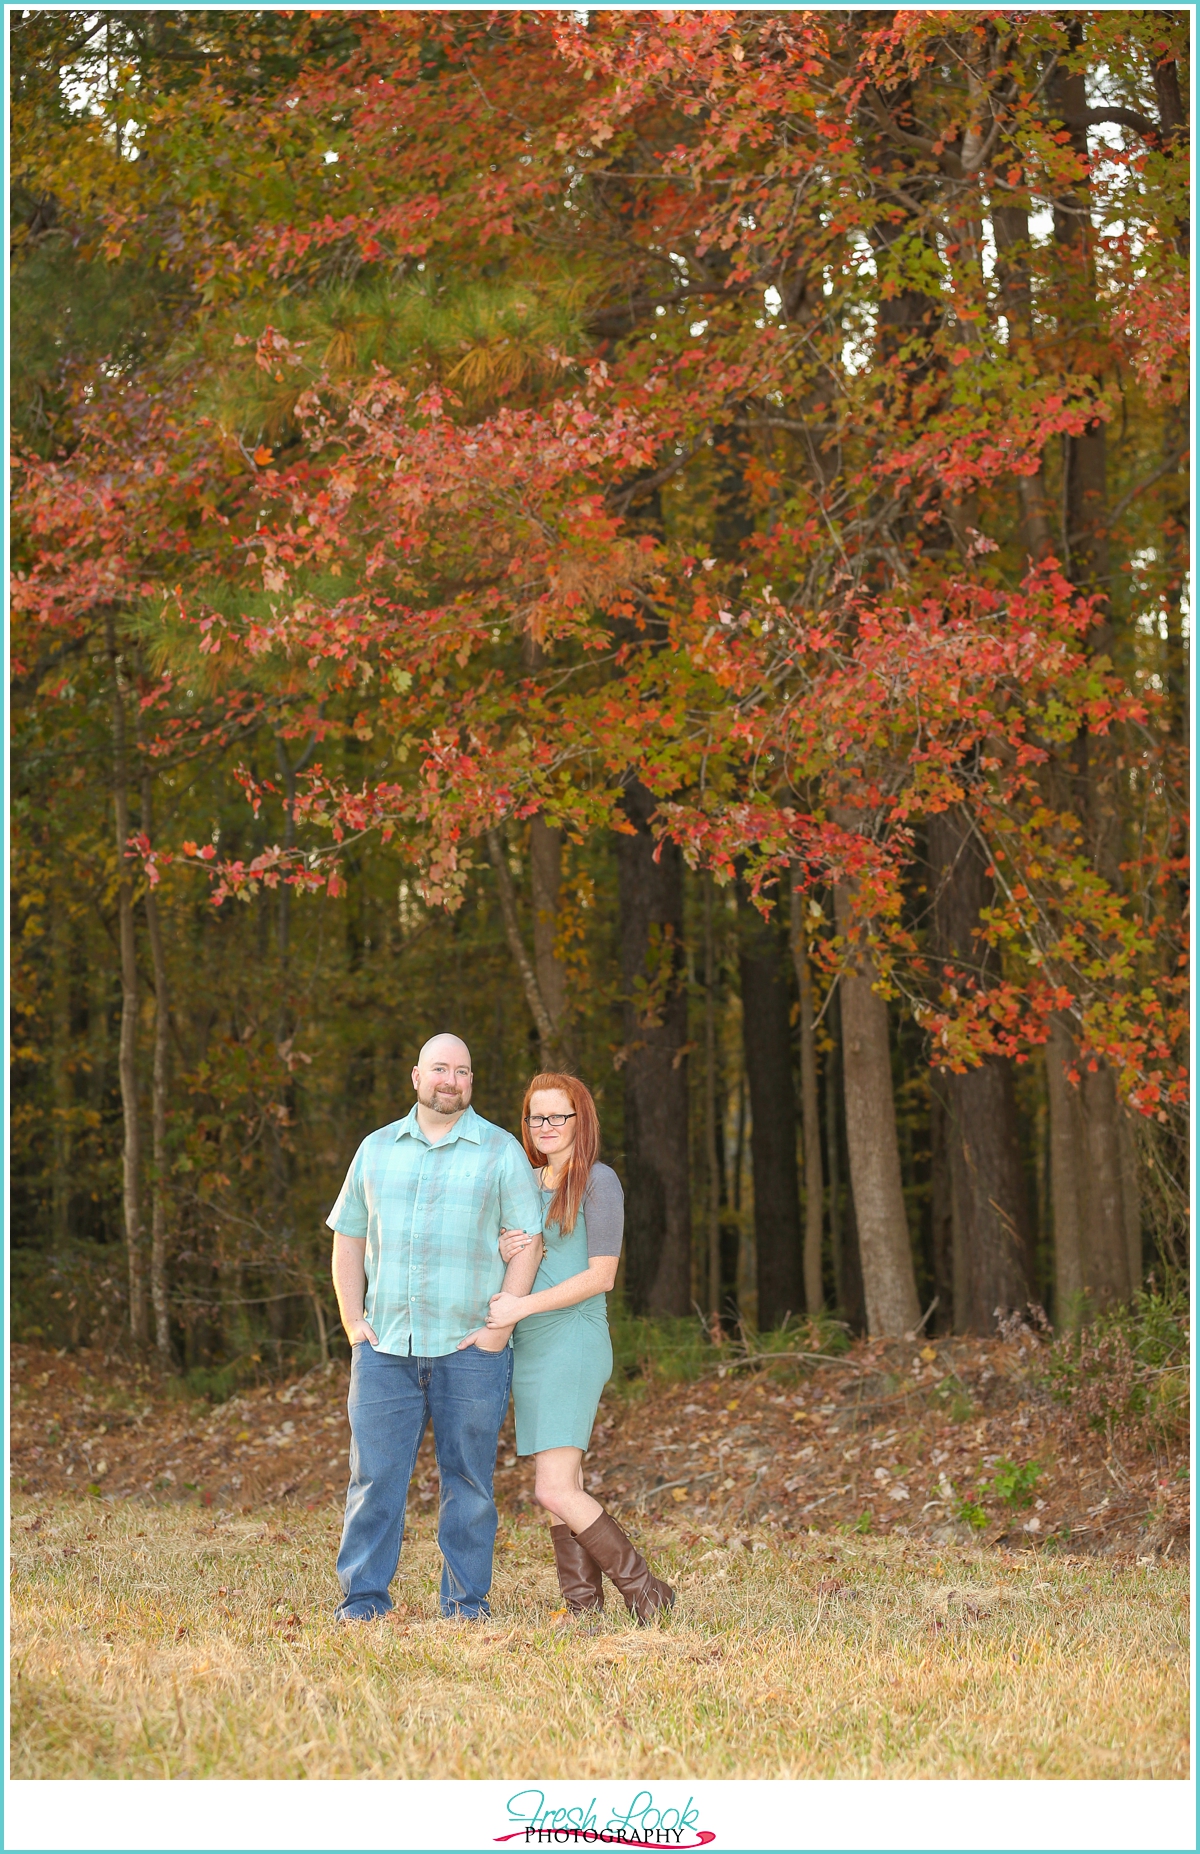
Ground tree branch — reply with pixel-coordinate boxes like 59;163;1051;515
1077;105;1159;140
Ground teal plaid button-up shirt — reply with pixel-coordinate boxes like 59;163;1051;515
326;1104;544;1358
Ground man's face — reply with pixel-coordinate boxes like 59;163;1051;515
412;1041;473;1117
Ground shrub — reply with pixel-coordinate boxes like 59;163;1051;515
1038;1287;1189;1457
986;1458;1043;1510
605;1305;850;1394
953;1492;990;1531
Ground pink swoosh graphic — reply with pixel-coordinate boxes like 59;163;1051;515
494;1834;716;1849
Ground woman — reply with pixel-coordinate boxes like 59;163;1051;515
484;1071;675;1624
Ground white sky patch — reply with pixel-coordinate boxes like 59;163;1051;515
980;217;997;282
1131;550;1191;644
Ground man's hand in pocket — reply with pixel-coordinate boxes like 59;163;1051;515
456;1326;509;1353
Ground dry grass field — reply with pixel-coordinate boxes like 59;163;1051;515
10;1495;1190;1781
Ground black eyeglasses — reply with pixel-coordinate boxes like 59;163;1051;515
525;1112;577;1129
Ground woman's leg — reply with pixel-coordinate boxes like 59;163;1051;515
574;1508;675;1623
534;1447;605;1614
533;1446;603;1534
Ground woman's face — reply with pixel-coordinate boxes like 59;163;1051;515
527;1087;578;1166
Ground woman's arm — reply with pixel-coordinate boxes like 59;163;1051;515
457;1231;544;1350
486;1254;618;1328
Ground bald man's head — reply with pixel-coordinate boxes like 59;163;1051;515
412;1034;473;1118
417;1033;472;1069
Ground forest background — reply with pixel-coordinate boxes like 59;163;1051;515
10;7;1190;1388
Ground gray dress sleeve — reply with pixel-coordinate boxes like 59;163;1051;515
584;1163;624;1259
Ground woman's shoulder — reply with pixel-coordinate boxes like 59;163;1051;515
585;1161;624;1200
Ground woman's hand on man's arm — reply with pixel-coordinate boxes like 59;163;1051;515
499;1226;540;1266
486;1254;618;1328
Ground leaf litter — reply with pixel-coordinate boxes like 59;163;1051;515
10;1332;1188;1563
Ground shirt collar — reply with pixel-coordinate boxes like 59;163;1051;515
395;1103;481;1147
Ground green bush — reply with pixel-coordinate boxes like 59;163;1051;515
605;1304;850;1395
986;1457;1042;1511
953;1492;990;1531
1039;1287;1189;1453
607;1309;719;1390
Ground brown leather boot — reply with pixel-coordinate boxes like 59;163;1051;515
550;1523;604;1614
575;1510;675;1624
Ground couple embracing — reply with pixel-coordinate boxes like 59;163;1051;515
328;1032;674;1625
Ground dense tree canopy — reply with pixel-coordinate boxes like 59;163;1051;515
11;9;1188;1371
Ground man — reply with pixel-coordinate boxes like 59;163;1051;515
328;1033;544;1621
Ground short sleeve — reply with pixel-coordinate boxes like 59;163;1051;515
327;1143;368;1238
499;1137;545;1235
584;1164;624;1259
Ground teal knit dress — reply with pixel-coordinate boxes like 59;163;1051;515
511;1169;618;1456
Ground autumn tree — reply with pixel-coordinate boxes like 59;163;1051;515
12;9;1188;1358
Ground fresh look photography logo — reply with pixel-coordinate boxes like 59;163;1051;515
495;1789;715;1849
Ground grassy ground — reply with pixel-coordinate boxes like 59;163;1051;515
11;1495;1189;1780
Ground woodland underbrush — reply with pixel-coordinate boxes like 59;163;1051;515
607;1305;852;1396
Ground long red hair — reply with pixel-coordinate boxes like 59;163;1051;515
520;1071;600;1236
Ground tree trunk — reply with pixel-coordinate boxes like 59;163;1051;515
725;1070;747;1328
1042;29;1134;1309
140;766;173;1363
529;814;569;1064
613;779;692;1316
106;613;146;1347
520;630;569;1067
991;195;1053;559
789;868;825;1315
824;981;867;1333
1046;1016;1086;1327
927;809;1032;1331
486;828;559;1059
928;1077;956;1334
738;885;803;1329
1081;1062;1134;1309
840;1156;868;1340
832;881;919;1336
1046;1015;1135;1320
309;1286;329;1363
703;876;723;1327
1119;1112;1143;1298
273;727;318;1025
50;903;73;1247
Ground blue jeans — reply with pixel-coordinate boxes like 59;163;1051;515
336;1340;513;1620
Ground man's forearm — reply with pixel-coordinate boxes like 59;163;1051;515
487;1235;543;1340
331;1234;368;1332
502;1235;543;1300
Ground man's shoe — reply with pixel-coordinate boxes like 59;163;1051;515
550;1523;605;1614
574;1511;675;1624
